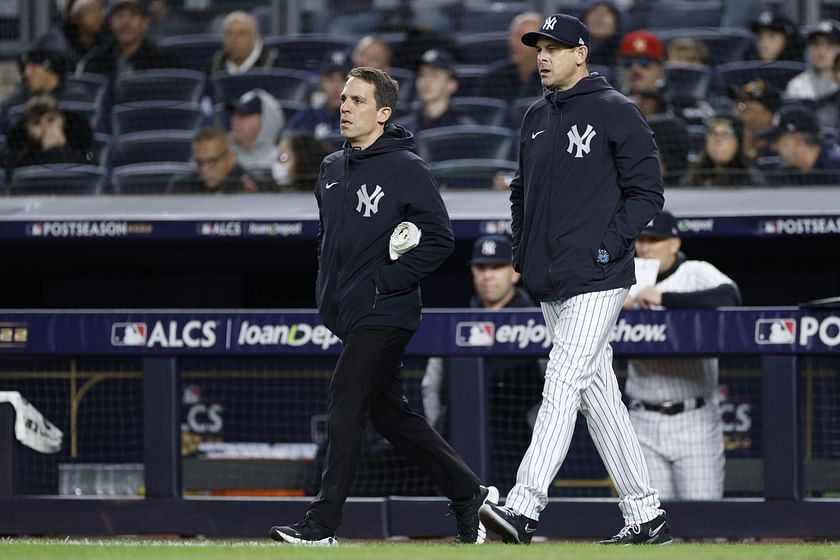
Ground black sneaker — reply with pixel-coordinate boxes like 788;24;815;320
269;516;337;546
598;514;673;545
449;484;499;544
478;503;539;544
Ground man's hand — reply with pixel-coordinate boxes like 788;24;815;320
634;286;663;309
40;114;67;151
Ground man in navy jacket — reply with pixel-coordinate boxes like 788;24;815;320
479;14;671;546
270;67;497;546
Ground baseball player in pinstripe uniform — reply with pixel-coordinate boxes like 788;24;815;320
479;13;672;545
624;211;741;500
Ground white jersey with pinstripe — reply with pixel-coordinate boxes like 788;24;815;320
505;287;663;525
625;259;735;500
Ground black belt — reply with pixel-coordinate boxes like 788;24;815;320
630;397;705;416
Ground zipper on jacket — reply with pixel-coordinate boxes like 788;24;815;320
372;285;378;310
335;148;352;279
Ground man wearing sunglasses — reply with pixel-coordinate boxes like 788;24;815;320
619;30;665;96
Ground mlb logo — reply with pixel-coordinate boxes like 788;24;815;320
200;223;212;235
762;221;777;234
111;322;148;346
29;223;43;236
755;318;795;344
456;322;495;347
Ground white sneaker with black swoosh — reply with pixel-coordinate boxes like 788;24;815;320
598;513;673;545
478;503;538;544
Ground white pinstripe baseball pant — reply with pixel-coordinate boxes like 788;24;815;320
505;287;663;525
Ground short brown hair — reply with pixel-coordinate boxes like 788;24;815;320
193;127;229;148
23;94;59;124
348;66;399;113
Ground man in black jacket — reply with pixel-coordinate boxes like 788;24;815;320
80;0;180;84
269;67;497;546
479;14;670;546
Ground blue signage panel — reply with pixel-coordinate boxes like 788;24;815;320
1;309;838;356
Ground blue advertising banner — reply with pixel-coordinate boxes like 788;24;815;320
1;214;839;242
1;308;838;356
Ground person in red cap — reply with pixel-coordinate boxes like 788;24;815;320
619;30;665;96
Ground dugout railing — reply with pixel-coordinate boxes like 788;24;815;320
0;308;838;540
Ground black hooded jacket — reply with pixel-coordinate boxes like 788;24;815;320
510;74;664;301
315;124;454;339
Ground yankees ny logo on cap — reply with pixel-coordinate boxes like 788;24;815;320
522;13;590;49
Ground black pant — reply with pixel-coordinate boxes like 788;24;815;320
308;325;480;530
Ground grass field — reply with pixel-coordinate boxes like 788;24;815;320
2;540;840;560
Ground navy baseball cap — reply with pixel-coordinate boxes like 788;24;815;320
522;14;591;49
468;235;513;266
641;211;679;238
320;49;350;75
761;105;820;140
729;79;782;113
228;90;262;114
806;20;840;43
419;49;454;74
108;0;147;17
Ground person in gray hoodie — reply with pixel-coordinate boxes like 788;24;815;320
479;14;670;546
228;88;284;169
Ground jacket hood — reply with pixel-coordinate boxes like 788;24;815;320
543;73;612;105
346;123;415;160
234;88;285;168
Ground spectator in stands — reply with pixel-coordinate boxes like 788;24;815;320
623;210;741;500
167;127;268;193
272;131;330;192
682;114;766;187
1;95;95;175
286;50;348;140
0;49;90;133
227;89;285;169
811;50;840;129
352;35;392;71
33;0;106;68
80;0;181;83
667;38;709;67
619;30;665;96
208;11;278;76
786;20;840;101
479;11;542;101
764;105;840;185
729;79;783;170
422;235;542;492
745;11;804;63
395;50;474;134
582;0;623;68
630;90;667;119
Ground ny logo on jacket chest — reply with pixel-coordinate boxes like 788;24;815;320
356;184;385;217
566;124;597;158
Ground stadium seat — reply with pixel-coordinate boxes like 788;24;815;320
449;97;510;127
589;64;615;86
453;65;490;98
387;67;416;109
686;124;707;163
509;96;541;128
8;164;106;195
92;133;112;169
110;162;194;194
63;73;109;106
642;1;722;29
655;28;755;67
319;131;345;151
431;158;517;189
111;102;205;136
456;32;509;66
665;64;714;104
715;60;807;93
115;69;206;105
159;34;221;72
211;68;311;104
0;168;5;195
112;130;194;166
264;34;355;71
415;124;514;162
458;2;531;32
